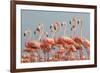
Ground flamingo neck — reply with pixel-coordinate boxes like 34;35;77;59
64;23;67;37
80;19;83;39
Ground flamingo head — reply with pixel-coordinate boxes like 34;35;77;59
24;29;31;37
50;22;61;32
34;24;44;35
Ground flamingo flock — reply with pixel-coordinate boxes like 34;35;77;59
21;16;90;63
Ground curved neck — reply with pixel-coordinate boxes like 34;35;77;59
80;18;83;39
64;23;67;37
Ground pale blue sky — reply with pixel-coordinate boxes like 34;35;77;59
21;9;90;49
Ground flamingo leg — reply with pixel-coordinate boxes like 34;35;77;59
43;51;47;61
37;49;41;62
85;48;90;60
79;49;84;60
47;51;50;61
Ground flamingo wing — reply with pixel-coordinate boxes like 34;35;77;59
82;39;90;49
25;41;41;49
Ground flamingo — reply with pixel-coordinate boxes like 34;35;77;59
82;39;90;59
25;24;55;62
34;24;55;61
40;32;55;61
24;28;41;62
57;36;79;60
71;17;90;60
56;45;67;61
34;23;56;61
78;17;90;49
21;52;39;63
79;17;90;60
69;16;84;60
50;21;78;60
21;53;32;63
60;22;79;59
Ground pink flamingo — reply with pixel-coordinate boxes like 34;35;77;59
50;21;78;60
71;17;90;60
40;32;55;61
82;39;90;59
21;53;32;63
70;16;85;60
78;17;90;49
56;36;78;60
24;24;55;62
79;17;90;60
24;28;42;62
60;22;79;60
56;45;67;61
21;53;39;63
33;24;56;61
34;24;55;61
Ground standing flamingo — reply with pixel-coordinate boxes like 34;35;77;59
71;17;90;60
59;21;79;60
80;17;90;59
69;16;85;60
78;17;90;49
50;21;78;60
40;31;55;61
78;17;90;60
82;39;90;59
24;28;42;62
21;53;31;63
34;24;55;61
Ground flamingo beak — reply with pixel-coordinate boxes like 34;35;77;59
34;31;36;35
36;28;40;32
61;23;63;26
24;33;26;36
50;25;52;29
69;21;71;24
77;20;79;24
